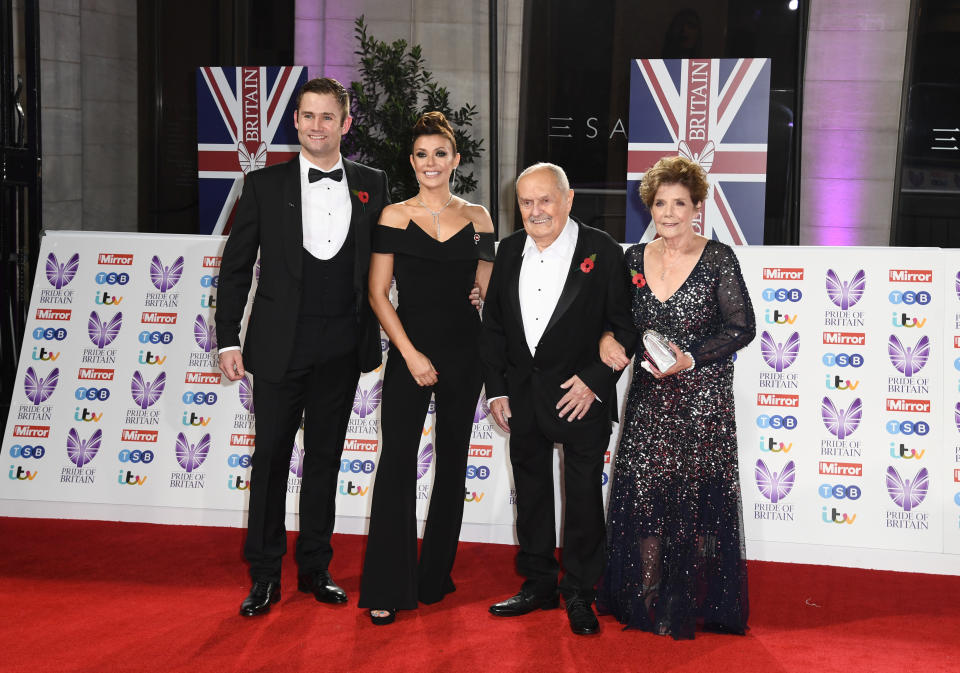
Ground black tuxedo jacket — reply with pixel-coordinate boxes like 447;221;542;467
216;156;390;382
480;220;636;444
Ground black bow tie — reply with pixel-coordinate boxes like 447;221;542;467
308;167;343;183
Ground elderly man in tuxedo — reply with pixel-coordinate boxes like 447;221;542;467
481;163;635;635
216;77;389;616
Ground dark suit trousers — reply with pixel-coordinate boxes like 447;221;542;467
358;349;482;609
510;419;610;601
245;323;359;582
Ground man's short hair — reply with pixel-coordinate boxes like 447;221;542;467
516;162;570;194
296;77;350;122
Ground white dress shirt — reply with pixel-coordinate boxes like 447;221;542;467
518;217;578;356
300;153;352;260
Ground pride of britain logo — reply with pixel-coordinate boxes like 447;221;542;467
825;269;865;310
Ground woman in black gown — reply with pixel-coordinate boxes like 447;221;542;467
596;155;755;639
358;112;494;624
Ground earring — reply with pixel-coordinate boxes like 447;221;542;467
450;167;458;192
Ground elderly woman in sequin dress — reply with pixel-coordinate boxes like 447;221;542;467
596;155;755;639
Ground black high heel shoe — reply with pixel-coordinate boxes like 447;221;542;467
369;608;396;625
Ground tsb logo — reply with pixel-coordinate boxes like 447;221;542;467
340;458;375;474
138;330;174;345
200;274;219;288
756;414;798;430
761;288;802;303
8;444;46;459
465;465;491;480
821;353;863;368
818;484;862;500
32;327;68;341
227;454;252;468
888;290;931;305
885;420;930;436
75;387;110;401
182;391;218;405
118;449;155;463
95;271;130;285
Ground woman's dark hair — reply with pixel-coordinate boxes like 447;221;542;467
411;111;457;152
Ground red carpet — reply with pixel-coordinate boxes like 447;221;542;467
1;517;958;673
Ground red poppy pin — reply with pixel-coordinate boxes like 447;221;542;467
473;233;481;244
631;269;646;288
580;253;597;274
351;189;370;212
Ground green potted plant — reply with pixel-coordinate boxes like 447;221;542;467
341;15;484;202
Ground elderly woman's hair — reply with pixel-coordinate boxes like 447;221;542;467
639;155;709;208
516;162;570;193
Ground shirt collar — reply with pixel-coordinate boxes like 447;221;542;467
522;217;578;257
299;153;344;183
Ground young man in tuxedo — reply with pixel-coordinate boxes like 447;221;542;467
481;163;635;635
216;77;390;616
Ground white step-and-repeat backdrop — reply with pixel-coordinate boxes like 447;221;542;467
3;232;959;574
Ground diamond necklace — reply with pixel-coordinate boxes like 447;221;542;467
415;193;454;237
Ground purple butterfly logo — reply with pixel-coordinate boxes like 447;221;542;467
474;393;490;423
193;314;216;352
821;396;862;439
131;370;166;409
87;311;123;348
416;443;434;480
760;330;800;372
24;366;59;405
353;380;383;419
175;432;210;472
67;428;102;467
150;255;184;292
289;442;304;478
45;252;79;289
955;402;960;433
888;334;930;377
955;271;960;301
825;269;866;310
886;466;929;512
755;459;796;504
239;376;255;413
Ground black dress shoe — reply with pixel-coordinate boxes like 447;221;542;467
239;580;280;617
489;588;560;616
297;570;347;604
565;596;599;635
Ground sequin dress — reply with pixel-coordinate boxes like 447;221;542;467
597;239;756;639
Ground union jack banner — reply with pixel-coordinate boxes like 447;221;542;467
626;58;771;244
196;66;307;235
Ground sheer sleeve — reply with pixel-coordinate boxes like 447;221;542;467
690;242;756;366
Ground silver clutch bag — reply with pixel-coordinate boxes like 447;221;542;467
642;329;676;372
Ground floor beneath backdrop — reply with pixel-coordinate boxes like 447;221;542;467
1;517;958;673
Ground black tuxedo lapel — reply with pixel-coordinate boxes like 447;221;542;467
281;157;303;280
505;236;524;333
543;222;589;335
342;158;369;291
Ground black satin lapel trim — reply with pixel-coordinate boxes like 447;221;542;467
543;226;588;335
506;238;524;329
342;159;367;291
282;159;303;280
